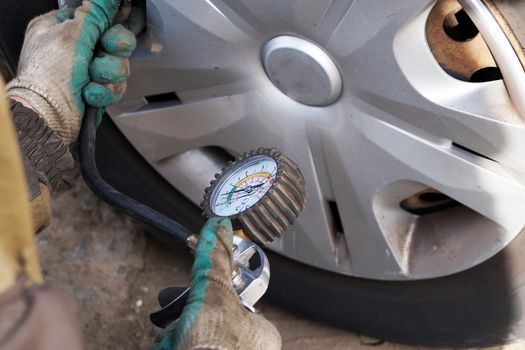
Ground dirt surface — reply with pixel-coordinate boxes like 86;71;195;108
37;177;522;350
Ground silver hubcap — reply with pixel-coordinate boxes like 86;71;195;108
262;36;342;106
108;0;525;281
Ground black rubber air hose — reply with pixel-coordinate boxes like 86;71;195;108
79;106;193;244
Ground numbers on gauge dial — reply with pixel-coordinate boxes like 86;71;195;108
210;156;277;217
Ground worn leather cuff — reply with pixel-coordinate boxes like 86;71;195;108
9;100;75;195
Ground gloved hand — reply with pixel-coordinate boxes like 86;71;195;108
7;0;145;145
151;217;282;350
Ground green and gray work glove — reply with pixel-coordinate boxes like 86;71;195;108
7;0;145;145
152;217;282;350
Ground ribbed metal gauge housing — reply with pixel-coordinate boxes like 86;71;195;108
202;148;306;245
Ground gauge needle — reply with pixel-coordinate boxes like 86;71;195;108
233;193;255;200
215;191;254;207
220;181;269;196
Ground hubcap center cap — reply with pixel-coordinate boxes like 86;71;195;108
262;35;342;106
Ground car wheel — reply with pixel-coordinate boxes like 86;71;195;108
89;0;525;346
97;115;525;348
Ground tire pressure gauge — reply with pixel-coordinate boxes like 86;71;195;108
151;148;306;328
202;148;306;245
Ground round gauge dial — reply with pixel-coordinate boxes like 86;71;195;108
210;156;278;216
202;148;306;244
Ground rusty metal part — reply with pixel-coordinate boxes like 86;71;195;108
185;233;199;251
400;188;460;216
186;229;254;251
184;231;248;279
426;0;497;80
234;228;250;241
187;236;240;279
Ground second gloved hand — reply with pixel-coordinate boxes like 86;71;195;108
7;0;145;145
151;218;282;350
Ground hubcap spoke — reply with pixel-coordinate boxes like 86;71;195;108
318;121;407;276
110;92;259;162
341;107;525;277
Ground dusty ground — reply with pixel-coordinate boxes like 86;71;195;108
36;177;523;350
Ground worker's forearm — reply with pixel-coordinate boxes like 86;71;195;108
9;99;75;233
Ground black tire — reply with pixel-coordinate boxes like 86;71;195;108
267;245;524;347
95;116;525;347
